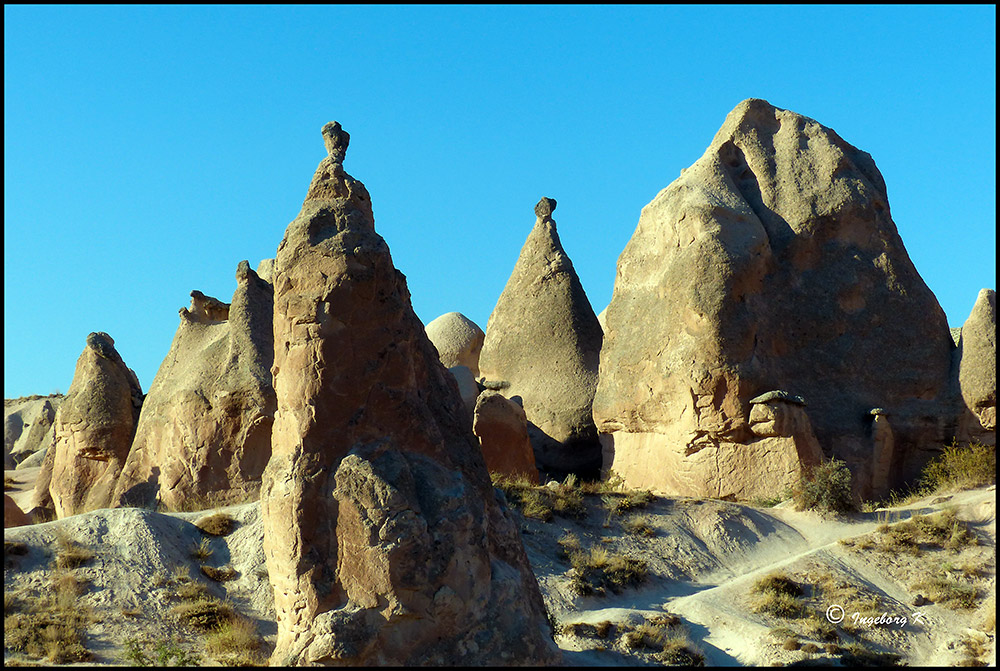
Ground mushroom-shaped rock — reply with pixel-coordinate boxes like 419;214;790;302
593;98;955;498
426;312;486;377
37;332;143;518
479;197;604;477
473;391;539;483
260;123;559;666
113;261;275;511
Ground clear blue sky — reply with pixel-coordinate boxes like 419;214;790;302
4;5;996;399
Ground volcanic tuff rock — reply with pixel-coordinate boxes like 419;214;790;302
425;312;486;377
955;288;997;444
36;333;143;518
473;390;539;483
594;98;955;499
4;395;62;469
260;121;559;666
478;197;604;477
113;261;275;511
4;494;30;528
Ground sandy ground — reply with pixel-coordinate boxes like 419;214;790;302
4;465;996;666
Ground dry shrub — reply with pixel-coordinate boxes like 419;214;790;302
205;616;266;666
782;637;801;651
4;577;92;663
195;512;237;536
792;458;856;513
54;532;93;569
176;580;211;601
172;598;239;631
910;574;979;610
919;440;996;493
568;546;647;596
623;515;656;537
491;472;586;521
201;565;239;582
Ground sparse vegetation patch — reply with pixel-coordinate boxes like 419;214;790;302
791;458;856;513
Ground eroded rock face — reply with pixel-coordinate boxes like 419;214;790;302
425;312;486;377
260;122;558;666
955;288;996;444
4;395;62;469
473;390;539;483
113;262;275;511
39;333;143;518
478;197;604;477
4;494;30;528
594;98;955;499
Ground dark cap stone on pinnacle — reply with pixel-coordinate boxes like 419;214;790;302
322;121;350;163
534;197;557;220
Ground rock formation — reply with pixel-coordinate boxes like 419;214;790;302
4;395;62;469
955;288;996;445
448;365;481;422
113;261;275;511
260;121;558;666
4;494;30;528
36;333;143;518
594;98;956;499
425;312;486;377
473;391;539;483
478;197;604;477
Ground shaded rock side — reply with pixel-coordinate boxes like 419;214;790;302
594;98;955;499
4;395;62;469
260;122;558;666
473;390;539;483
955;288;996;444
478;197;604;476
39;333;143;518
113;262;275;511
425;312;485;377
4;494;30;528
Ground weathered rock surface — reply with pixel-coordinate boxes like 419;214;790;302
37;333;143;518
448;365;481;422
425;312;486;377
4;395;62;469
478;197;604;477
113;262;275;511
260;121;558;666
4;494;30;528
473;390;539;483
955;288;996;444
594;98;955;499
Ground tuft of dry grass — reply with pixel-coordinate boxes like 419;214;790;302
3;562;94;663
623;515;656;537
200;565;239;583
191;537;214;562
750;572;806;618
171;598;239;631
568;546;648;596
910;572;979;610
205;616;266;666
195;512;237;536
53;532;94;570
490;472;586;521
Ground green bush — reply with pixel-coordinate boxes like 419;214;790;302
792;459;856;513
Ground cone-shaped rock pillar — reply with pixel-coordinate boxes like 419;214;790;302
478;197;604;478
260;122;559;665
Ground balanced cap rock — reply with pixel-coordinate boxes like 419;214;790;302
35;332;143;518
113;260;276;511
260;122;559;666
478;197;604;477
594;98;955;500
